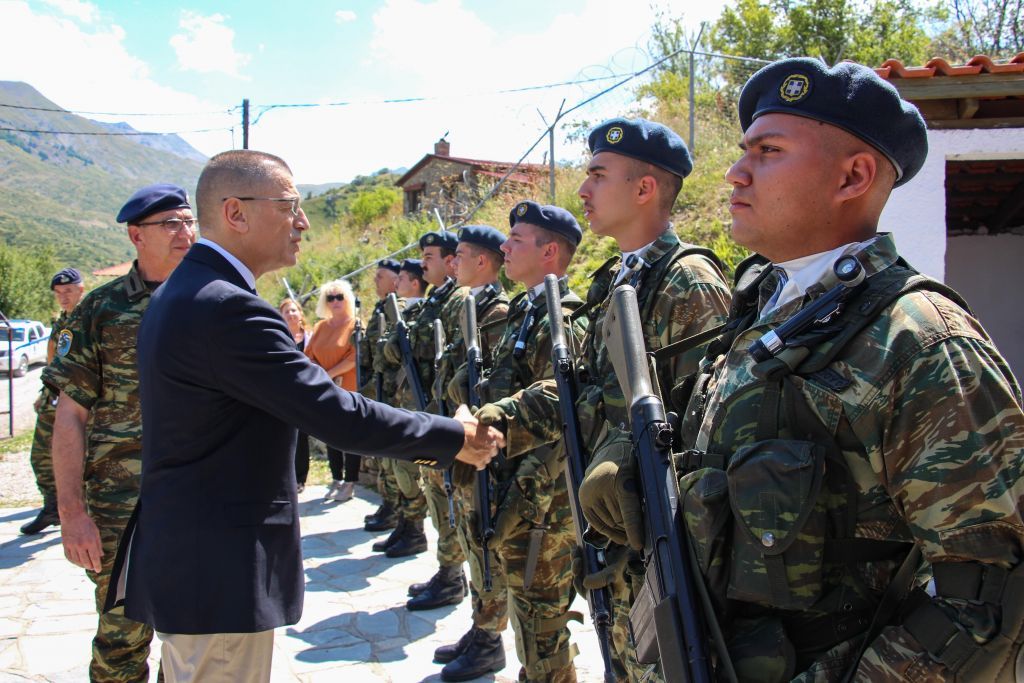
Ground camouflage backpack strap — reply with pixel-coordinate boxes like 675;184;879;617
570;255;619;324
634;240;725;325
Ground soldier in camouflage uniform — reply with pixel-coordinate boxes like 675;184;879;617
21;267;86;535
46;185;195;682
360;258;402;532
480;119;732;682
421;225;511;677
443;205;587;682
373;258;432;555
593;58;1024;682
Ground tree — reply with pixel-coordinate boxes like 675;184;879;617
931;0;1023;59
349;186;401;228
0;243;58;321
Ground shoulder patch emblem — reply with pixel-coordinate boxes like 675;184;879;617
605;126;624;144
779;74;811;103
56;329;73;357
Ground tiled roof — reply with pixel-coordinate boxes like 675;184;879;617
396;153;546;187
875;53;1024;79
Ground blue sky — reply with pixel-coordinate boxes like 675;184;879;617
1;0;725;183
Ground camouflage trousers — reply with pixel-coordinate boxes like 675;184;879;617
388;458;428;522
29;387;58;499
86;497;155;683
422;467;466;567
455;483;509;634
376;457;401;508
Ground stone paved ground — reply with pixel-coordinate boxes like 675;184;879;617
0;484;604;682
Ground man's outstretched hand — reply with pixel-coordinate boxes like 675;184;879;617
453;404;504;470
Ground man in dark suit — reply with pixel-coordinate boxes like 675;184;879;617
108;150;501;682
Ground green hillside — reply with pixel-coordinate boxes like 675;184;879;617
0;81;206;269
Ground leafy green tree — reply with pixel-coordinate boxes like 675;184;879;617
0;243;57;321
349;186;401;228
930;0;1023;59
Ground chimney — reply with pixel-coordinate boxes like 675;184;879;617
434;137;450;157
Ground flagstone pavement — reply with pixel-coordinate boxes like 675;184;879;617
0;484;605;682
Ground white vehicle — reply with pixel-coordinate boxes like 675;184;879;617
0;320;50;377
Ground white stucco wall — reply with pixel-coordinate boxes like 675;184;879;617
880;127;1024;280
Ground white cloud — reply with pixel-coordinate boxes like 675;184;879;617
335;10;357;23
169;11;251;79
39;0;98;23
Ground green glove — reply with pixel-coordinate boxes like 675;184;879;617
571;543;629;596
383;333;402;365
447;364;470;406
578;432;644;551
487;469;552;550
474;403;508;433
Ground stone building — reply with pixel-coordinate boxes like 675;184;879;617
395;138;547;224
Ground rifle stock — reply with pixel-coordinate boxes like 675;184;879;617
543;274;615;683
385;293;428;411
434;319;456;529
604;284;711;683
461;295;493;591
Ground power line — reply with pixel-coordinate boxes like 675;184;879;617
0;125;231;136
0;102;236;117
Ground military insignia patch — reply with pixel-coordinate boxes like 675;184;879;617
426;234;436;244
516;203;528;217
605;126;624;144
779;74;811;103
56;329;73;357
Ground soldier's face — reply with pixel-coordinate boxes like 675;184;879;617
130;206;197;272
397;271;421;298
52;283;84;313
420;246;449;286
454;243;486;286
726;114;837;261
502;223;544;285
579;151;639;242
374;268;398;298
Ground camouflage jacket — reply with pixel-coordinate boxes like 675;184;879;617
46;309;71;365
496;229;732;457
43;261;152;445
678;233;1024;682
392;297;429;411
358;298;387;401
441;281;509;412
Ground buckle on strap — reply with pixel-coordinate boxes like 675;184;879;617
933;562;1009;605
904;600;980;670
678;449;725;472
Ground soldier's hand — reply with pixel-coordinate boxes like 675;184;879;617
571;543;629;595
578;435;644;551
447;366;471;406
61;509;103;573
453;404;504;470
383;335;402;365
474;403;507;432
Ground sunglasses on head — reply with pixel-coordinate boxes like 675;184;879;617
326;294;344;302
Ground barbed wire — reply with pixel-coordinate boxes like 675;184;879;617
0;124;233;136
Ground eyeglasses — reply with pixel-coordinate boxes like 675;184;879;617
223;196;302;216
135;218;198;234
325;294;344;302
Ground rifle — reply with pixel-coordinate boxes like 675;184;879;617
461;294;493;591
374;311;385;401
384;294;428;411
543;274;615;683
604;284;712;683
433;319;456;529
353;298;365;389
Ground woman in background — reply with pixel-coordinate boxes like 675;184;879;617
305;279;361;502
279;298;312;493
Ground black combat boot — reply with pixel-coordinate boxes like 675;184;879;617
364;501;398;532
20;494;60;535
372;515;406;553
440;628;505;681
406;563;465;610
410;565;468;597
385;518;427;558
433;626;477;663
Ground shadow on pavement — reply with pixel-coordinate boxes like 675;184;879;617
0;508;37;523
0;532;62;569
305;552;418;593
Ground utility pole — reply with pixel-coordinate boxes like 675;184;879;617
689;23;706;152
242;98;250;150
537;99;565;205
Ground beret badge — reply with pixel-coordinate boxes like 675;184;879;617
780;74;811;103
515;203;528;217
605;126;624;144
425;234;436;244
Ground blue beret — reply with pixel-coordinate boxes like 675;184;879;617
50;268;82;289
458;225;506;256
418;230;458;251
400;258;424;279
588;118;692;179
509;200;583;246
377;258;401;274
116;183;191;224
738;57;927;187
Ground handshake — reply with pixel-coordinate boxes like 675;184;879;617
451;404;504;470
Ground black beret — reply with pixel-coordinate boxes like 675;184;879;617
738;57;927;187
588;117;693;179
458;225;506;256
509;200;583;246
377;258;401;274
116;183;191;224
50;268;82;289
418;230;458;251
400;258;424;279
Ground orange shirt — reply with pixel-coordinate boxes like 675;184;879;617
304;318;357;391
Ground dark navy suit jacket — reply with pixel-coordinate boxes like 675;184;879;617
110;243;463;634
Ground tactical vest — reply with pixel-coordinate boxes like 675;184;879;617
673;255;973;673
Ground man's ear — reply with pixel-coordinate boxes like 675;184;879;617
837;152;878;203
127;225;144;248
222;197;250;235
635;174;659;207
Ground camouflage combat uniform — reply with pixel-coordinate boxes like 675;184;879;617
442;284;510;642
42;262;157;683
675;233;1024;682
493;229;732;681
360;298;400;508
459;279;587;682
29;309;72;501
